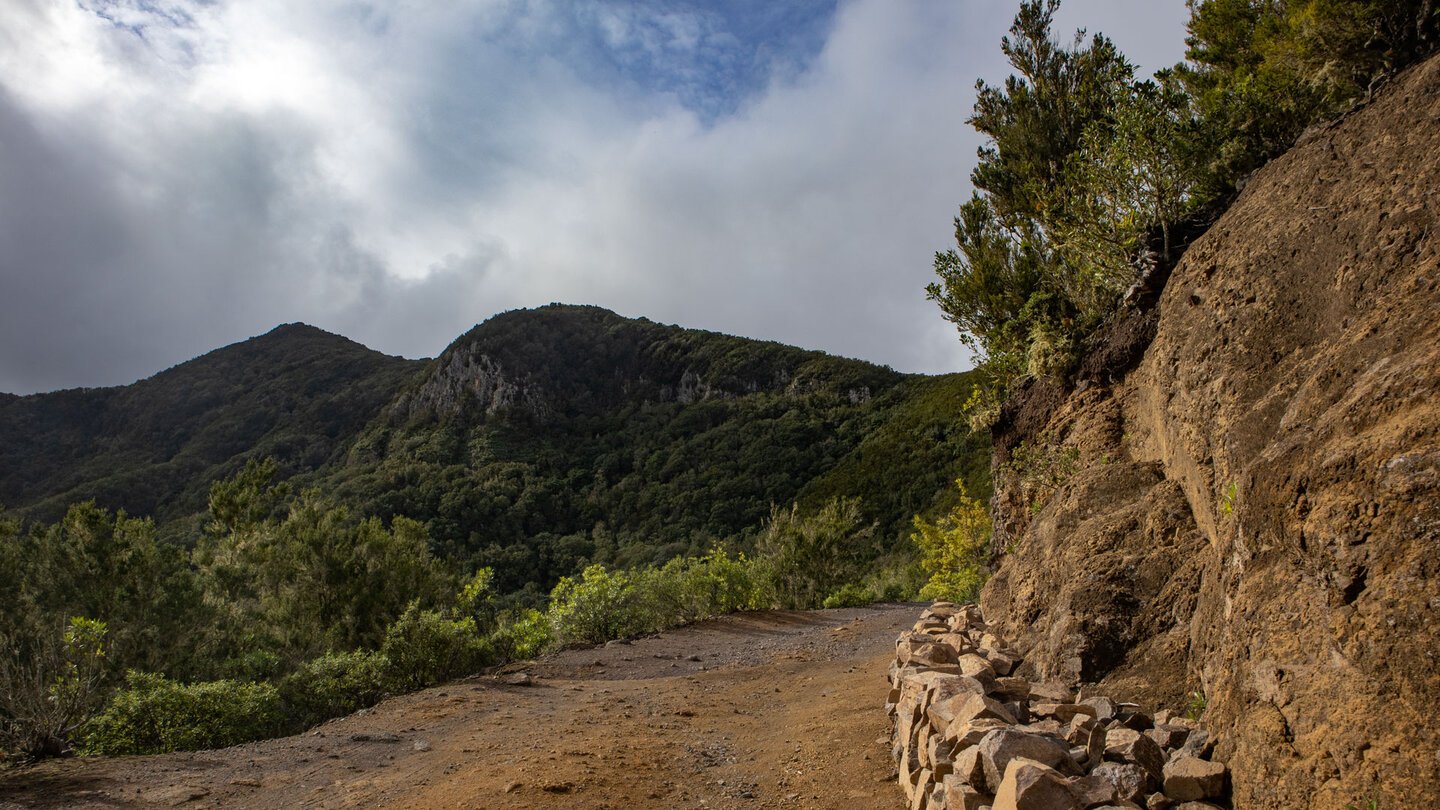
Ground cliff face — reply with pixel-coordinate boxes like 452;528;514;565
980;54;1440;808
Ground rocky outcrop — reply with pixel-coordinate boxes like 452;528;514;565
977;53;1440;808
397;345;551;421
889;603;1229;810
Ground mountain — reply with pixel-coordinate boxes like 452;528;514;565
317;305;987;589
975;54;1440;807
0;324;422;525
0;306;989;594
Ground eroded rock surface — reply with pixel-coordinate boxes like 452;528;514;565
977;52;1440;809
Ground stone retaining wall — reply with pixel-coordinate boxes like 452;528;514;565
888;602;1231;810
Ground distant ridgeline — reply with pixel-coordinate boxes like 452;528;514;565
0;305;988;594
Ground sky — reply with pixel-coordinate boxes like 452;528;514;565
0;0;1190;395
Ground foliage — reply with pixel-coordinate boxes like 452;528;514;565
639;547;770;624
755;497;879;610
278;650;393;731
1219;481;1238;516
0;324;419;527
1055;79;1204;301
546;547;772;648
1001;432;1081;513
1186;689;1208;720
1178;0;1439;192
969;0;1136;223
547;564;649;647
913;482;992;603
83;671;281;755
193;466;453;673
930;0;1438;406
0;503;203;679
931;0;1138;404
378;604;489;691
488;609;552;662
0;618;109;760
821;582;873;609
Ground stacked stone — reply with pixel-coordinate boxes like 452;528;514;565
888;602;1229;810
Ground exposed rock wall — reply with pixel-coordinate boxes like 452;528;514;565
977;54;1440;808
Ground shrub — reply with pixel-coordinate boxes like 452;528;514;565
913;481;992;603
488;609;552;661
0;617;108;760
379;604;490;691
755;498;878;609
644;547;769;625
547;565;647;646
1001;432;1080;512
279;649;392;731
84;671;281;755
822;582;872;609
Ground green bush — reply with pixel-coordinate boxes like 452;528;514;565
644;548;769;625
822;582;873;609
547;564;647;646
379;604;490;691
756;498;878;609
279;649;391;731
488;609;552;661
85;671;281;755
913;481;992;603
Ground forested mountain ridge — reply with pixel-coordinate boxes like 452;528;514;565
0;324;421;525
317;305;986;590
0;306;987;595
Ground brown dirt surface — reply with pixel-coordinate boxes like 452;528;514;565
0;605;921;810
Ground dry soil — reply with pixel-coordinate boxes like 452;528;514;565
0;604;920;810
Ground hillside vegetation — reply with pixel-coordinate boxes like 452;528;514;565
0;324;421;526
0;305;988;760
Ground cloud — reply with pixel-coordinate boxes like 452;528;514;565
0;0;1189;394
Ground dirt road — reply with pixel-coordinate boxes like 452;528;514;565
0;604;919;809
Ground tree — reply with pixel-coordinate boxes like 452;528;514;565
755;497;878;609
1051;79;1205;315
969;0;1135;225
913;482;992;603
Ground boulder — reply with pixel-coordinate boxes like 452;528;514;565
1104;728;1166;783
951;745;988;792
992;758;1080;810
925;678;991;728
944;717;1010;749
1146;724;1190;751
984;647;1024;676
948;693;1018;729
1030;682;1076;703
939;774;989;810
1161;755;1226;801
1033;702;1099;723
980;727;1083;789
927;734;956;776
1175;729;1213;761
958;653;997;678
902;642;962;669
993;676;1032;702
1080;696;1119;722
1090;761;1151;803
1068;773;1121;808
